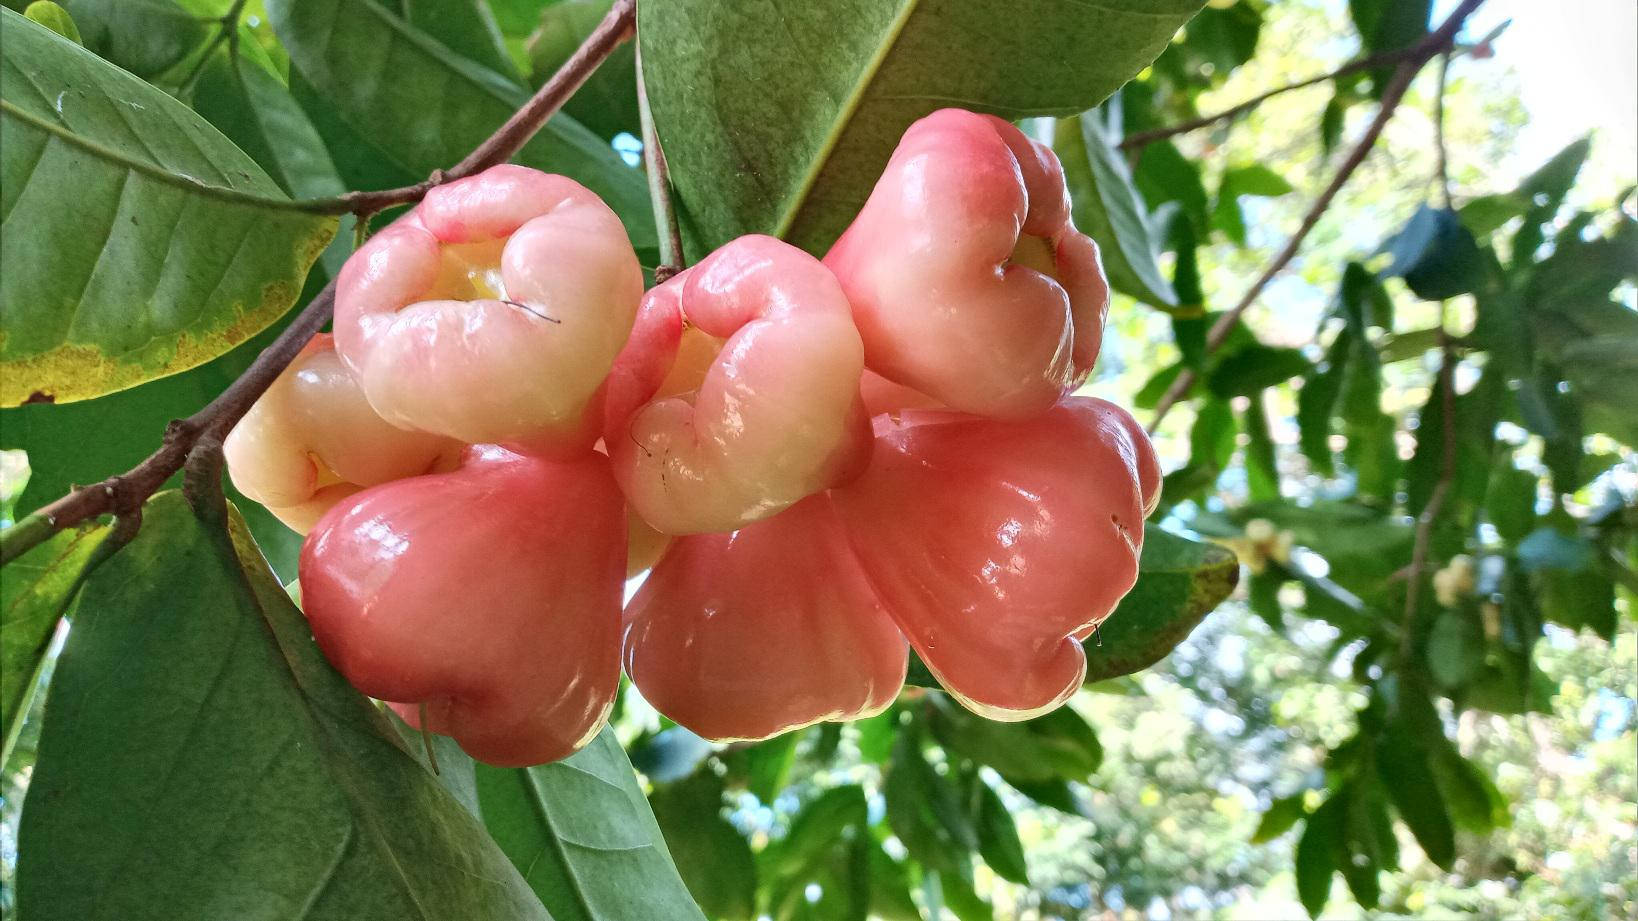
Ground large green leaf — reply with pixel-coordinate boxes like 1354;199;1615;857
472;729;707;921
0;312;304;580
649;770;758;921
0;523;104;764
1083;526;1239;683
640;0;1205;254
527;0;640;141
18;492;548;919
264;0;654;248
0;11;336;405
1054;111;1177;309
62;0;207;80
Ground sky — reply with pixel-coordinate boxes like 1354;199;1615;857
1456;0;1638;194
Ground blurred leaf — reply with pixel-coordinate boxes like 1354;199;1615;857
23;1;79;42
1251;794;1307;844
1297;330;1351;477
745;730;801;803
1248;568;1285;629
651;770;758;921
403;0;518;80
639;0;1204;253
631;726;714;784
855;708;898;765
19;493;548;919
762;784;869;884
935;868;993;921
1084;526;1241;683
1427;611;1482;688
61;0;206;79
885;725;977;871
1001;776;1089;818
1485;464;1538;543
527;0;639;140
1349;0;1430;97
930;699;1101;782
1;11;336;405
972;780;1029;884
264;0;654;247
1427;739;1503;833
1376;724;1456;870
1319;92;1345;154
1207;345;1313;397
1458;192;1529;237
1510;137;1591;261
1136;140;1210;233
1211;163;1293;245
867;847;921;921
1;524;103;762
1242;393;1280;502
1055;110;1177;308
1338;782;1384;909
1295;796;1341;918
1383;205;1486;301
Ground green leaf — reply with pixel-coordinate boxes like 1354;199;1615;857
1;523;104;763
190;49;354;278
1427;740;1503;833
1426;611;1482;688
1054;110;1177;308
0;312;305;581
61;0;206;79
1084;526;1240;683
1295;795;1341;918
264;0;653;248
973;780;1028;884
527;0;639;141
1384;205;1487;300
868;846;921;921
1375;724;1456;870
1242;392;1280;502
1458;192;1529;237
474;729;707;921
18;492;548;920
1211;163;1293;245
1001;776;1088;818
640;0;1205;253
402;0;518;82
1349;0;1430;97
743;730;802;804
1135;140;1210;233
1297;330;1351;476
1206;344;1313;397
23;1;80;43
0;11;337;405
762;784;869;883
1251;794;1307;843
929;699;1101;782
1485;464;1538;543
630;726;714;783
650;771;758;921
885;725;977;871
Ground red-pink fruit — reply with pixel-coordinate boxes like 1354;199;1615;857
606;235;872;534
333;165;642;455
824;108;1111;420
832;397;1159;720
224;334;456;533
299;445;626;766
624;494;906;741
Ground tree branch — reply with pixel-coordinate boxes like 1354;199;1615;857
636;43;686;283
1399;313;1458;662
1145;0;1486;432
1119;0;1479;153
0;0;637;567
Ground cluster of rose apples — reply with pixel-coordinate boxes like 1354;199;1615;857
226;109;1160;768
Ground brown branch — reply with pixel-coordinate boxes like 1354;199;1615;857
1433;49;1453;209
636;43;685;282
1119;1;1478;153
1143;0;1486;432
0;0;637;567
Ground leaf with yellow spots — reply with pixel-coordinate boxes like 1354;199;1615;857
0;10;336;406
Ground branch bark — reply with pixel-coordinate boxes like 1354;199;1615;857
1145;0;1486;432
0;0;638;567
636;43;685;283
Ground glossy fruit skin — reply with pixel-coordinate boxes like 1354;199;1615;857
334;164;643;455
606;235;872;535
298;445;626;767
624;494;906;741
224;334;454;533
824;108;1111;420
831;397;1159;720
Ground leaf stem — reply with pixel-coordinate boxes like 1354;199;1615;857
637;43;685;282
1145;0;1486;431
0;0;638;566
1399;305;1458;664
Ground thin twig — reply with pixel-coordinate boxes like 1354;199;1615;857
0;0;638;567
636;44;685;282
1434;50;1453;209
1119;3;1476;153
1144;0;1486;432
1400;308;1458;660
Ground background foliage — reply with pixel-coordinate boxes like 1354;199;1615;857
1;0;1633;919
